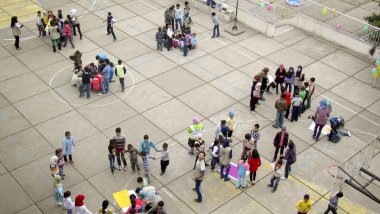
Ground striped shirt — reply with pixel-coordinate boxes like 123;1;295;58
142;155;155;171
251;130;260;142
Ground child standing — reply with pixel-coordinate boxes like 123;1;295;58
50;156;59;177
210;140;220;172
267;159;284;192
284;67;295;93
62;131;76;164
98;200;113;214
184;1;192;24
53;175;64;206
250;124;260;150
306;77;316;110
248;149;261;184
36;11;45;37
156;143;169;175
190;33;197;49
10;16;23;50
139;151;156;183
104;12;116;41
291;92;302;122
127;144;141;174
155;27;165;52
301;82;309;114
63;20;75;48
241;134;253;161
115;59;127;92
63;191;74;214
56;148;65;179
227;111;236;139
235;159;249;189
108;139;116;176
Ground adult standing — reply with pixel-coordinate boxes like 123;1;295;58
113;127;127;171
306;77;316;109
313;99;330;141
273;94;287;129
62;131;76;164
267;159;284;192
71;9;82;39
79;68;91;99
10;16;23;50
219;139;232;182
282;87;291;119
187;117;204;155
211;12;219;38
193;151;206;203
139;135;158;155
250;82;261;111
164;8;171;27
98;59;111;95
293;65;304;96
174;4;183;32
272;127;288;162
259;67;269;100
169;6;175;29
274;64;286;95
291;92;302;122
281;140;296;179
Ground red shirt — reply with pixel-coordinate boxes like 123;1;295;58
281;92;291;106
91;77;101;91
248;157;261;172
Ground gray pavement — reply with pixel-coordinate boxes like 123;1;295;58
0;0;379;213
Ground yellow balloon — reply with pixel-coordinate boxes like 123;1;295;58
377;65;380;71
331;8;336;14
373;72;378;78
322;8;327;15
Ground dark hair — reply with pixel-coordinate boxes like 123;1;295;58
336;191;344;197
108;12;111;15
297;65;303;71
251;149;260;159
65;131;70;136
118;59;122;64
304;194;310;200
185;1;189;4
144;135;149;139
64;191;71;198
158;27;162;32
58;9;62;14
288;67;294;72
58;14;63;19
163;143;168;149
105;59;110;64
310;77;315;82
101;200;109;214
211;12;216;16
96;55;100;60
157;201;164;207
276;159;283;165
281;93;286;99
127;144;133;149
295;91;299;96
304;82;309;87
137;177;143;183
116;127;121;132
221;120;227;125
176;4;180;7
288;140;295;149
50;20;55;26
130;194;137;208
254;124;260;129
213;140;219;147
11;16;18;28
245;133;251;140
140;151;146;156
55;148;62;155
38;11;41;14
135;187;142;194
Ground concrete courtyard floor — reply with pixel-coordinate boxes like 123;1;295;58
0;0;380;213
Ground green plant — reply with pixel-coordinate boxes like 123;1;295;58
365;12;380;28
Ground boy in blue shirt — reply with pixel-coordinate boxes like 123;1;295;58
98;59;111;95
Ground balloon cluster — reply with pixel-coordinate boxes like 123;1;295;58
371;57;380;78
259;1;273;11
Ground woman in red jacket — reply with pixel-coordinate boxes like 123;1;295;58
248;149;261;184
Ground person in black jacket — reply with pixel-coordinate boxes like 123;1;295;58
79;68;91;99
275;64;287;95
281;140;296;179
273;127;289;162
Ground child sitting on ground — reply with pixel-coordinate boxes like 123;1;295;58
190;33;197;49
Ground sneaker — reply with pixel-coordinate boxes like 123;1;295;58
118;166;121;170
242;186;247;189
267;184;273;188
271;189;276;193
194;199;202;203
123;167;127;171
281;177;287;180
98;93;104;96
57;202;63;206
224;178;230;182
160;172;165;176
347;131;352;137
112;173;116;177
272;124;278;129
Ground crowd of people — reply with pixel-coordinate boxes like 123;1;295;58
8;1;348;214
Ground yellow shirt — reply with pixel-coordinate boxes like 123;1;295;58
227;117;236;131
296;199;312;213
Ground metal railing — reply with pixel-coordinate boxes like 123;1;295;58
228;0;277;22
298;0;380;48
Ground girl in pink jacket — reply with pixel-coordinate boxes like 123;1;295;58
63;20;75;48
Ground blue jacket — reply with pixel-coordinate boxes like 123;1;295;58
62;136;75;155
138;140;158;154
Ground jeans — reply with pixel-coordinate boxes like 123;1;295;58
73;24;82;38
107;25;116;40
313;124;325;140
157;41;163;51
183;44;189;56
285;105;290;119
220;164;230;181
212;24;219;37
235;174;247;188
64;35;75;48
58;165;64;177
37;25;44;36
274;146;285;160
269;175;280;191
249;171;257;182
108;154;115;174
324;205;337;214
195;180;202;201
116;151;127;167
275;82;283;94
119;78;125;92
175;18;182;31
211;157;218;170
15;36;20;49
101;77;110;94
285;83;292;93
291;106;300;122
79;83;91;98
67;209;73;214
275;112;285;128
284;161;293;178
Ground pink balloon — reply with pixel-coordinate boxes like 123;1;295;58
267;4;273;10
335;24;342;30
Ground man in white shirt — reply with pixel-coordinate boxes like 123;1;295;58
174;4;183;32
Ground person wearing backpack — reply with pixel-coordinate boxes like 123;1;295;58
210;140;220;172
281;140;296;179
155;27;165;52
